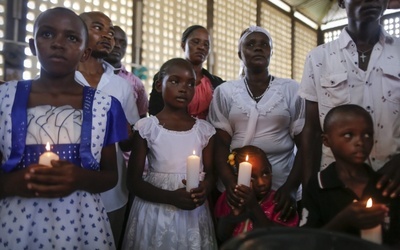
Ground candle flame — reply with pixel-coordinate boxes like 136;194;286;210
245;155;249;161
366;198;373;208
45;142;51;151
193;150;196;155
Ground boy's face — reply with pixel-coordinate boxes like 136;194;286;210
159;64;195;109
29;9;88;77
323;114;374;166
84;12;115;59
250;157;272;201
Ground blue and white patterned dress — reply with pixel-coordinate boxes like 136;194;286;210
0;80;127;250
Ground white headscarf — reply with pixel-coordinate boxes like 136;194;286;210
238;26;273;77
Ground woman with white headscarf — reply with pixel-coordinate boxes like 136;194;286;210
208;26;305;223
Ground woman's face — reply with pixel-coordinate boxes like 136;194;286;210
239;32;272;71
181;28;210;66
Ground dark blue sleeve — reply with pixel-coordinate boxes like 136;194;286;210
104;96;129;145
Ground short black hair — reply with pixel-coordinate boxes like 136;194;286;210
181;25;207;44
323;104;373;133
34;7;89;47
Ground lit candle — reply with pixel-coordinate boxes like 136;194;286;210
361;198;382;244
39;142;60;167
186;150;200;192
238;155;252;187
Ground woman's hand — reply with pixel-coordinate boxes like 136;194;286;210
24;160;80;198
273;184;297;222
377;154;400;198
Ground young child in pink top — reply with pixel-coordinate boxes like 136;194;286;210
215;145;299;243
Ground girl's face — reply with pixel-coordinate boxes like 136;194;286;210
161;64;196;109
29;10;89;77
250;157;272;201
181;28;210;66
238;32;272;71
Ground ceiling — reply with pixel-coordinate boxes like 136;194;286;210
282;0;346;26
282;0;400;26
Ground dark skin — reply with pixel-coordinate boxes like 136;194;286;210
181;27;211;85
216;31;301;220
0;9;117;199
126;62;215;210
104;26;127;71
79;13;133;151
321;112;388;232
388;0;400;8
217;156;284;242
78;12;115;88
303;0;400;198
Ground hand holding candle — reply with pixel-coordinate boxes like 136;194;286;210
186;150;200;192
39;142;59;167
238;155;252;187
361;198;382;244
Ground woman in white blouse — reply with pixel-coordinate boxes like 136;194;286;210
208;26;304;220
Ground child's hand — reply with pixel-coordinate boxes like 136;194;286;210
187;181;208;207
171;187;198;210
226;180;242;209
3;165;39;198
336;201;388;230
25;160;79;198
234;184;258;210
227;200;244;216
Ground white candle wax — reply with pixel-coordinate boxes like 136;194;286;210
361;198;382;244
238;155;252;187
186;151;200;192
39;142;59;167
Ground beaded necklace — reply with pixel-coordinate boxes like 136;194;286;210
244;76;273;102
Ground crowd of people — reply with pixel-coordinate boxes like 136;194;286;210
1;0;400;249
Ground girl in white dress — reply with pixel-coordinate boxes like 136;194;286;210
122;58;217;250
0;8;127;249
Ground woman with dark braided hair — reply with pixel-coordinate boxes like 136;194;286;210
148;25;224;118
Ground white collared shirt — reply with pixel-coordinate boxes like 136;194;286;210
75;61;140;212
75;61;140;125
299;27;400;171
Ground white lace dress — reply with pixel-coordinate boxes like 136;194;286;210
122;116;217;250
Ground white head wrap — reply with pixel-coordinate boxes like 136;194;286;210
238;25;273;52
238;26;273;77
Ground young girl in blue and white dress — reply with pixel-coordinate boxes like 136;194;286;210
0;8;127;249
122;58;217;250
